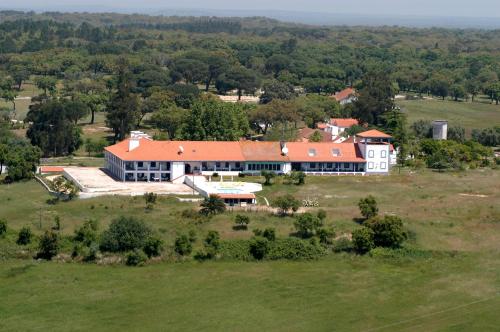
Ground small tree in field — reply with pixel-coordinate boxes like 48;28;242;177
294;213;323;238
250;236;269;260
174;235;193;256
204;230;221;258
272;194;300;216
352;228;375;254
0;219;7;237
37;230;59;260
261;170;275;186
358;195;378;219
234;214;250;230
17;226;32;245
364;215;407;248
199;195;226;216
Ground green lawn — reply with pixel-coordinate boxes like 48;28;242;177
397;98;500;135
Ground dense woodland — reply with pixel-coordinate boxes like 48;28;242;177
0;11;499;179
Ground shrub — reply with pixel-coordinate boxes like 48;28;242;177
272;194;300;216
126;249;147;266
291;171;306;185
261;170;275;185
17;226;32;245
294;213;323;238
52;216;61;231
358;195;378;219
352;228;375;254
143;237;164;258
74;219;99;246
204;230;221;258
317;227;335;245
37;230;59;260
364;215;407;248
332;237;354;253
100;216;152;252
262;228;276;241
266;238;326;260
143;192;158;205
199;195;226;216
317;209;327;221
174;235;193;256
234;214;250;230
181;208;199;219
84;242;99;262
0;219;7;237
218;240;252;260
249;236;269;260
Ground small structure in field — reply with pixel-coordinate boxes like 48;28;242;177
432;120;448;140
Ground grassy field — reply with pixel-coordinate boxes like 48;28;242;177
1;169;499;330
397;98;500;135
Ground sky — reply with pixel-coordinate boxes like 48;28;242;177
3;0;500;18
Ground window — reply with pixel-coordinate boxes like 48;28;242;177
225;162;229;168
381;150;387;158
344;163;350;169
138;162;143;168
308;148;316;157
327;163;333;169
368;150;374;158
368;162;374;169
331;149;341;157
235;162;240;168
202;162;207;168
381;162;387;169
150;162;156;168
310;162;316;169
216;162;220;168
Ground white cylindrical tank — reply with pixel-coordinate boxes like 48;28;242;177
432;120;448;140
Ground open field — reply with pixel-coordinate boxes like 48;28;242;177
398;98;500;135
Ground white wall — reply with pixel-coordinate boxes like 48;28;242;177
282;162;292;174
364;144;390;174
171;162;185;183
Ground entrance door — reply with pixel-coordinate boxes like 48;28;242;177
184;164;191;174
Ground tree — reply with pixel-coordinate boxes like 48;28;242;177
259;80;296;104
37;230;59;260
143;237;164;258
294;213;323;238
205;55;229;91
364;215;407;248
35;76;57;96
204;230;221;258
199;195;226;216
429;78;450;100
411;120;432;139
167;83;200;109
352;228;375;254
353;70;395;126
150;105;187;139
26;100;83;156
290;171;306;185
450;84;466;101
447;126;466;143
105;59;141;141
358;195;378;219
2;139;41;181
170;58;208;84
234;214;250;230
309;130;324;142
272;194;300;216
100;216;152;252
17;226;33;245
261;170;275;185
216;66;260;100
0;219;6;237
174;235;193;256
74;219;99;246
472;127;500;146
265;54;291;77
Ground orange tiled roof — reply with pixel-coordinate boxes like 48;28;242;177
356;129;392;139
333;88;356;102
330;118;359;128
297;128;331;142
217;193;256;200
286;142;365;162
317;123;328;129
40;166;65;173
105;139;369;163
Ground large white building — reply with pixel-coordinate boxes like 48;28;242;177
104;130;394;185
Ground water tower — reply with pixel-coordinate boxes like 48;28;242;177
432;120;448;140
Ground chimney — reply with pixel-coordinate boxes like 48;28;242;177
178;145;184;154
128;138;140;151
280;141;288;156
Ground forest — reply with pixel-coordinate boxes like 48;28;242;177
0;11;499;177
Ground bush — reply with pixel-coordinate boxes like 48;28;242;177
272;194;300;216
317;227;335;245
0;219;7;237
249;236;269;260
126;249;147;266
37;230;59;260
352;228;375;254
261;170;275;185
294;213;323;238
17;226;32;245
144;192;158;204
266;238;326;260
358;195;378;219
174;235;193;256
204;230;221;258
332;237;354;253
262;228;276;241
74;219;99;246
317;209;327;221
143;237;164;258
364;215;407;248
100;216;152;252
199;195;226;216
234;214;250;230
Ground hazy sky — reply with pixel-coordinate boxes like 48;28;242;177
3;0;500;18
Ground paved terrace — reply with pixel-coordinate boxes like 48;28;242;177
63;167;193;198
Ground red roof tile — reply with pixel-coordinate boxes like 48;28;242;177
217;193;256;200
333;88;356;102
356;129;392;138
330;118;359;127
40;166;65;173
286;142;365;162
297;128;331;142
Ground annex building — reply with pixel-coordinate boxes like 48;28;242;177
104;129;393;184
